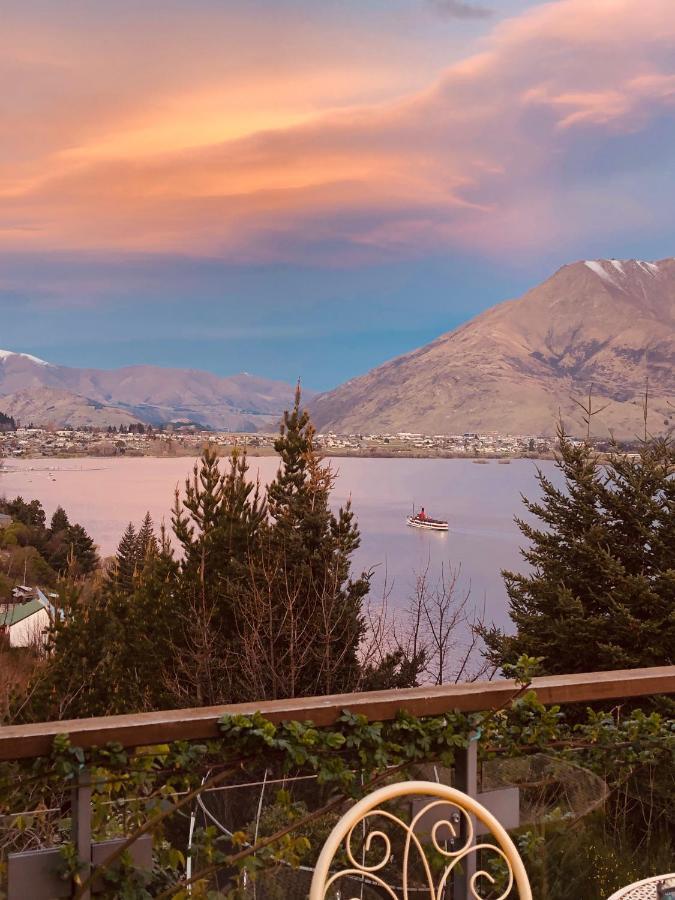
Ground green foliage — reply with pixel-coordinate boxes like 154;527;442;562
1;695;672;899
66;524;99;576
359;646;424;690
22;393;377;717
168;445;267;704
136;512;158;566
2;545;57;586
50;506;70;534
243;387;370;699
44;507;73;571
0;522;27;548
0;496;98;579
519;808;675;900
0;572;12;602
108;522;139;592
21;547;180;720
1;496;46;530
476;432;675;897
483;430;675;674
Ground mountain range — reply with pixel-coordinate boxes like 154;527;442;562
2;257;673;436
0;352;304;430
311;258;675;438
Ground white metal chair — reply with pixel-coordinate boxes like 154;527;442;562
608;875;675;899
309;779;532;899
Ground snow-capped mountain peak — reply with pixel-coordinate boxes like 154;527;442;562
583;258;661;282
0;349;53;367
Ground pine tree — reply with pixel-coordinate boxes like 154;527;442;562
44;507;73;572
172;446;265;593
109;523;139;592
50;507;70;534
67;524;99;576
243;386;370;699
99;530;179;715
48;512;98;577
135;512;158;574
168;446;267;705
482;429;675;674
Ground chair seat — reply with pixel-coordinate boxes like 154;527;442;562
608;874;675;899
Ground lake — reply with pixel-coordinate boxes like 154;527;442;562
0;456;559;633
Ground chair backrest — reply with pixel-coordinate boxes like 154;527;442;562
309;779;532;899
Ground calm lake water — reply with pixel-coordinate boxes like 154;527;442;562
0;456;560;632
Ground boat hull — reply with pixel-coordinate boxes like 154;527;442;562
406;516;449;532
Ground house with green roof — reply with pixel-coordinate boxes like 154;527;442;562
0;597;50;647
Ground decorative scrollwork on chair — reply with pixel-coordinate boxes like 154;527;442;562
309;780;532;900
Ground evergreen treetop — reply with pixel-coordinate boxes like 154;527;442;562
109;522;139;592
50;506;70;534
136;512;159;567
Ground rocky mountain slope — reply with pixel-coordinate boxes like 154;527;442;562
311;259;675;438
0;353;304;430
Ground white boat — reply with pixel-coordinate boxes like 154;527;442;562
406;514;449;532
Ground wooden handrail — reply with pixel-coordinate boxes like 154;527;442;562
1;665;674;761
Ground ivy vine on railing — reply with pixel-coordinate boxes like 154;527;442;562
0;665;673;899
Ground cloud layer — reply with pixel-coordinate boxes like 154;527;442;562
2;0;675;265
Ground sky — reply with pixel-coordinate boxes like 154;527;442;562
2;0;675;389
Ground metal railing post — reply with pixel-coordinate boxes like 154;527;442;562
453;740;478;899
71;769;92;900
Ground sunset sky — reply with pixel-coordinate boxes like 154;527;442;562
3;0;675;387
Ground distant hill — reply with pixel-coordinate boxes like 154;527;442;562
0;387;141;429
0;352;308;430
311;258;675;438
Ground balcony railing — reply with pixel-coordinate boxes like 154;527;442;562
3;664;674;760
2;664;674;899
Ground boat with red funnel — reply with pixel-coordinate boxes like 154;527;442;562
406;507;449;532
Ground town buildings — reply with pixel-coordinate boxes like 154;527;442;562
0;425;553;460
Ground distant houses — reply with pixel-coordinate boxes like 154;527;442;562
0;513;12;529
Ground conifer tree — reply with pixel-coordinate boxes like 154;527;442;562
168;446;267;705
44;507;73;572
172;446;265;594
99;529;179;714
483;429;675;674
66;523;99;576
50;506;70;534
135;512;158;575
109;523;139;592
241;386;370;699
3;497;46;530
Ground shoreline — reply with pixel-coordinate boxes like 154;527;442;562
1;448;555;463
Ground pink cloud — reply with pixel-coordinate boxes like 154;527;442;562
2;0;675;262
